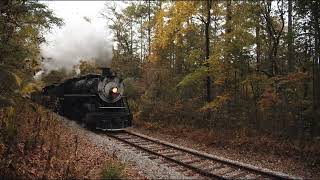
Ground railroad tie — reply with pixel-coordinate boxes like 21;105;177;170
242;173;259;179
181;158;203;165
215;167;235;177
224;170;247;179
143;144;158;148
158;149;174;154
149;146;167;151
147;155;158;160
135;141;152;146
193;161;210;169
167;162;179;167
128;139;146;144
203;163;223;172
163;152;185;158
115;135;131;139
176;167;190;173
211;167;232;175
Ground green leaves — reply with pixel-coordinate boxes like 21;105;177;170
41;68;68;85
177;67;207;88
0;67;21;94
0;0;63;97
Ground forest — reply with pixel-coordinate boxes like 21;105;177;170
0;0;320;178
104;1;320;143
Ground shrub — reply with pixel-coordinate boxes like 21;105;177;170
101;160;124;180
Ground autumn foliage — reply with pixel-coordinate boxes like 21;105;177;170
107;0;320;147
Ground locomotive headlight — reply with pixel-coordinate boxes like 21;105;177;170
98;77;124;103
111;87;118;93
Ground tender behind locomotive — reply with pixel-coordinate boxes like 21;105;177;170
39;68;132;130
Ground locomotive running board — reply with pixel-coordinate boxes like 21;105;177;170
97;127;125;131
98;107;126;109
64;94;96;97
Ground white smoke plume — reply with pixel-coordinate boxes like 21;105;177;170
40;16;112;73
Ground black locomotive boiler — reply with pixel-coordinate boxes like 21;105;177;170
39;68;132;130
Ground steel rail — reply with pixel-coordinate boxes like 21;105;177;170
106;130;302;180
106;131;225;179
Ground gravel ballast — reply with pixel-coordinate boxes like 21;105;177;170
59;118;194;179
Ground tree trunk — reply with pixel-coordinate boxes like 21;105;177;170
226;0;232;35
224;0;232;90
175;42;183;74
256;23;261;72
130;20;133;55
205;0;212;102
263;0;284;76
315;26;320;109
148;0;151;56
312;7;320;109
316;19;320;109
140;16;143;62
287;0;294;72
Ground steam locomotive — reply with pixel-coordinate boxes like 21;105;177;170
33;68;132;130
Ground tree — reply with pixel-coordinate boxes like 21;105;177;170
41;68;69;85
78;60;99;75
0;0;62;97
295;1;320;109
261;0;285;76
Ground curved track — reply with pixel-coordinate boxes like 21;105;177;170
106;130;301;179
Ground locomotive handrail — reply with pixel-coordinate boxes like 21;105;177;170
64;94;96;96
98;107;126;109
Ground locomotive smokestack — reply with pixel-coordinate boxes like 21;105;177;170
101;67;112;77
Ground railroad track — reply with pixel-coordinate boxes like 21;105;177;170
106;130;301;179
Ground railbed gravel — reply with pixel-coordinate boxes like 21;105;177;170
57;116;195;179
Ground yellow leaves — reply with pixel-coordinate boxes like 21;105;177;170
214;77;225;86
201;94;231;111
153;9;168;50
152;1;198;50
257;73;308;110
258;88;279;110
13;73;22;88
207;46;233;86
21;83;41;96
274;71;308;87
4;106;15;117
173;1;198;24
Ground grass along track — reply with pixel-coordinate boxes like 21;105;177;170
105;130;302;179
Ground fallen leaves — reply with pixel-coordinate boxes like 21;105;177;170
0;98;145;179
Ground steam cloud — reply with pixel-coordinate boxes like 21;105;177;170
40;18;112;73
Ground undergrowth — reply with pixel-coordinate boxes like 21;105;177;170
0;96;108;179
101;159;125;180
